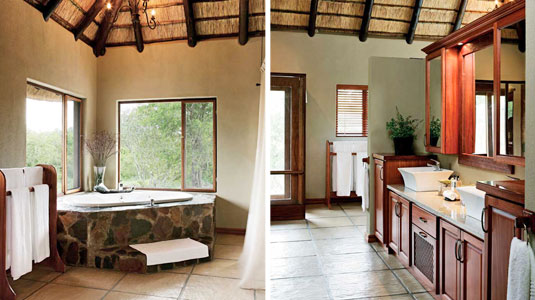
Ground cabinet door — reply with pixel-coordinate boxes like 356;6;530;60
460;232;484;300
374;159;384;243
440;221;461;300
399;197;411;266
389;192;400;254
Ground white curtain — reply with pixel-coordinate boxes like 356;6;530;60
239;60;267;290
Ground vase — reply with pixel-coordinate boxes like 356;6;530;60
94;166;106;190
393;136;414;155
430;136;439;147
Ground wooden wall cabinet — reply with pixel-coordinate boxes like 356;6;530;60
389;192;410;266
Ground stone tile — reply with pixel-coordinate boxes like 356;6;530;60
104;291;175;299
366;295;413;300
350;215;367;226
314;237;374;255
377;251;405;269
52;267;125;290
192;259;241;278
271;256;322;279
21;266;62;282
412;292;435;300
255;289;265;300
357;225;368;235
216;234;245;246
181;275;254;300
271;241;316;258
310;226;360;240
9;279;46;299
319;252;388;275
271;229;311;242
308;217;353;228
327;270;406;299
26;283;107;300
370;242;387;252
306;204;346;219
113;272;187;298
271;276;330;300
393;269;428;293
271;220;307;231
343;208;367;217
164;264;194;274
214;244;243;260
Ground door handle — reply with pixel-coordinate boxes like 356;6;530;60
481;207;488;233
395;202;401;217
419;217;427;223
418;231;427;238
380;166;384;181
457;240;464;263
455;239;460;261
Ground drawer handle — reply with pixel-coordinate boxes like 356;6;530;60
481;207;488;233
418;231;427;238
419;217;427;223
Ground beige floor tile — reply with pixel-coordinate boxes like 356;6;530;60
306;204;346;219
21;266;62;282
314;237;374;255
370;242;387;252
164;264;194;274
366;294;413;300
216;234;245;246
104;291;175;299
350;215;367;226
327;270;406;299
271;256;322;279
271;276;330;300
319;252;388;275
271;241;316;258
271;220;307;230
52;267;125;290
113;272;187;298
192;259;241;278
377;251;405;269
412;292;435;300
181;275;254;300
26;283;107;300
271;229;311;242
9;279;46;299
343;208;367;217
357;225;368;235
308;217;353;228
214;244;243;260
255;289;265;300
393;269;428;293
310;226;360;240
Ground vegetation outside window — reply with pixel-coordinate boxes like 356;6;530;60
336;85;368;137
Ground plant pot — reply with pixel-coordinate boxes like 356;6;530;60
393;136;414;155
430;136;439;147
94;166;106;190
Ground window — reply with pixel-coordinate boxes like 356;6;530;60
26;83;82;194
118;99;216;191
336;85;368;137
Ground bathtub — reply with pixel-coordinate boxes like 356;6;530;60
62;190;193;208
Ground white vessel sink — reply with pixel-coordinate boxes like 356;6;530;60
398;167;454;192
457;186;486;220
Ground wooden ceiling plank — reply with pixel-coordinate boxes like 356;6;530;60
452;0;468;32
183;0;197;47
74;0;107;41
239;0;249;44
129;0;144;52
308;0;319;37
42;0;64;21
93;0;123;57
406;0;423;44
359;0;374;42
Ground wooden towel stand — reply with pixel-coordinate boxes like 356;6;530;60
0;165;65;300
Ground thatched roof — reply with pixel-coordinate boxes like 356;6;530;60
23;0;265;56
272;0;509;42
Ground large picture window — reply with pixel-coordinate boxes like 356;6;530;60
336;85;368;137
118;99;216;192
26;83;82;194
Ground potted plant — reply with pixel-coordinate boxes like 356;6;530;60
430;116;441;147
83;131;117;191
386;108;422;155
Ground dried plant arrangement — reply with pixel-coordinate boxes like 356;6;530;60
83;131;117;167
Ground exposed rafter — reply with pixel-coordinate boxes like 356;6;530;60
308;0;319;37
183;0;197;47
515;20;525;53
93;0;123;57
406;0;423;44
42;0;64;21
238;0;249;45
358;0;374;42
452;0;468;32
73;0;106;41
130;1;144;52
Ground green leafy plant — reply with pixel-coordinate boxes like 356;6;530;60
430;116;441;139
386;107;422;139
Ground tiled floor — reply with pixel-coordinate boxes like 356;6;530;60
8;234;265;300
270;202;435;300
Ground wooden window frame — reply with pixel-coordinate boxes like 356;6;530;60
117;98;217;193
335;84;368;137
26;82;83;196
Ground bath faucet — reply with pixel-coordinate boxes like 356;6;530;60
427;159;441;171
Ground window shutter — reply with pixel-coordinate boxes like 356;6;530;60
336;85;368;137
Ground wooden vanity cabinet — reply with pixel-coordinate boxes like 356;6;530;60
411;206;438;293
389;192;410;266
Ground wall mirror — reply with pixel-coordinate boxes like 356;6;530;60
428;55;442;148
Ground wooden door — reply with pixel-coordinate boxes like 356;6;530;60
440;221;461;300
374;159;385;243
399;196;411;266
389;192;400;254
460;232;484;300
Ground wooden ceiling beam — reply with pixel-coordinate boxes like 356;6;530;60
406;0;422;44
130;0;144;52
73;0;106;41
42;0;64;21
308;0;319;37
452;0;468;32
238;0;249;45
359;0;373;42
183;0;197;47
93;0;123;57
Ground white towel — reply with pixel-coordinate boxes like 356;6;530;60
31;184;50;263
530;239;535;300
23;167;43;187
7;188;33;280
362;161;370;212
333;142;354;197
1;168;24;271
507;237;531;300
355;152;368;197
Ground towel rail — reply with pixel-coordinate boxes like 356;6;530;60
325;140;363;209
6;187;35;196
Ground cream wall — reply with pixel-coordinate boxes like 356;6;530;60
525;0;535;211
96;39;263;229
0;0;97;189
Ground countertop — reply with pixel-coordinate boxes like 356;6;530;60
388;184;485;240
476;180;525;206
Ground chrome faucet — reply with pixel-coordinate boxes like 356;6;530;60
427;159;441;171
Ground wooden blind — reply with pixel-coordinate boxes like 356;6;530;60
336;84;368;137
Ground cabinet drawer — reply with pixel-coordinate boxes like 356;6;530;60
412;205;437;238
